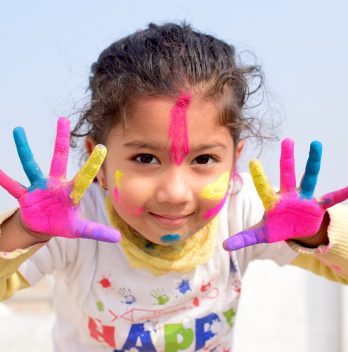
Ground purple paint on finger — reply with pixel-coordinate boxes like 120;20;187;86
168;93;191;165
223;227;266;251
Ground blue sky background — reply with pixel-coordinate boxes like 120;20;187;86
1;0;347;211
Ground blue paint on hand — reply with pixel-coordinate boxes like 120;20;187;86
160;234;181;243
300;141;322;199
13;127;47;190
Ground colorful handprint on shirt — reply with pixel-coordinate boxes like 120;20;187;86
224;138;348;251
0;117;120;243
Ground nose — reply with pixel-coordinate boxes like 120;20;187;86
155;168;193;204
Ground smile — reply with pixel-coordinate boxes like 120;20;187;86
149;212;191;227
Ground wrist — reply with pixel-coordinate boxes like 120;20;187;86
17;211;50;243
0;210;49;252
292;212;330;248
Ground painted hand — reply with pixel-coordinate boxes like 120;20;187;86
223;138;348;251
0;117;121;243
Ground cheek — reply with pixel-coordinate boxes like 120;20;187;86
111;172;152;217
202;194;228;220
200;171;230;200
199;171;231;220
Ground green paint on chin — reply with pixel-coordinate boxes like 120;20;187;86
160;234;181;243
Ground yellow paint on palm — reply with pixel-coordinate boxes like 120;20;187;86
249;159;277;211
200;171;230;200
115;170;124;189
70;145;107;205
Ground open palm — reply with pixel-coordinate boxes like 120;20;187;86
224;139;348;251
0;117;120;243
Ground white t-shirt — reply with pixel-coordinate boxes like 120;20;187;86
18;173;297;352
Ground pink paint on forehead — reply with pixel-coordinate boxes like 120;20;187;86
168;93;191;165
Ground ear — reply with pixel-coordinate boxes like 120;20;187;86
85;136;96;155
235;140;245;161
85;137;107;190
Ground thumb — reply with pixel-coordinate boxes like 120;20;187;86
223;227;266;251
74;218;121;243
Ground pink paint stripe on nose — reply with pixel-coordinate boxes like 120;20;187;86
168;93;191;165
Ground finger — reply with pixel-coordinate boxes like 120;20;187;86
320;186;348;209
280;138;296;193
74;217;121;243
49;117;70;179
223;227;266;251
299;141;322;199
70;145;107;205
0;169;26;199
13;127;46;189
249;159;277;211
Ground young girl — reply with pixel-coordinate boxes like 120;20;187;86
1;22;348;352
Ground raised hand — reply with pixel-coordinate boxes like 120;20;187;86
223;138;348;251
0;117;121;243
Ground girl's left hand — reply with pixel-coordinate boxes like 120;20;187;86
223;138;348;251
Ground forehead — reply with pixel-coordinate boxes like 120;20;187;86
112;95;232;145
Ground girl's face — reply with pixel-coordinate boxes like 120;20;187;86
91;95;243;245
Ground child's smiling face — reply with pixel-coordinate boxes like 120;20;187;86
90;94;243;245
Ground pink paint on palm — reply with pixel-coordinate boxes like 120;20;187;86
280;139;296;193
0;117;121;243
203;193;228;220
264;194;324;242
168;93;191;165
223;191;326;251
224;138;348;251
20;185;120;242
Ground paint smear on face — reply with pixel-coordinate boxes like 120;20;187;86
200;171;230;200
113;170;124;201
168;93;191;165
160;234;181;243
113;170;144;217
115;170;124;189
203;193;228;220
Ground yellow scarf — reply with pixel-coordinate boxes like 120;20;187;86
105;197;218;276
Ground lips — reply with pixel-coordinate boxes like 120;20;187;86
149;212;191;227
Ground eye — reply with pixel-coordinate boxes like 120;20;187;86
133;153;159;164
192;154;218;165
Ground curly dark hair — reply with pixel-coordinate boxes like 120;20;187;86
71;22;264;148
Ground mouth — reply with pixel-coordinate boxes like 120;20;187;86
149;212;192;227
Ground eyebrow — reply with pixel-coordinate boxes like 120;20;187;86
123;141;227;152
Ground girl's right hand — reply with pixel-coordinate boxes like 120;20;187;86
0;117;121;243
